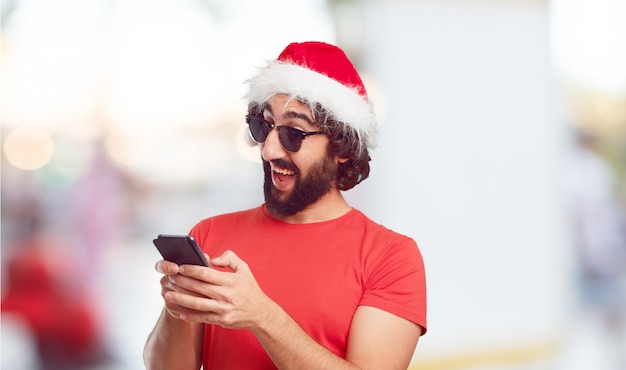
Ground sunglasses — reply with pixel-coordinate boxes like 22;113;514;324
246;115;325;153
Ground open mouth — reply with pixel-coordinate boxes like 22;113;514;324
270;162;296;190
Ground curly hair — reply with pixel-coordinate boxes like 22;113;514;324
248;100;371;191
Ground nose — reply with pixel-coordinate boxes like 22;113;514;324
261;127;287;162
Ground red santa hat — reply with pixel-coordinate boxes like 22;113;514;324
245;41;377;149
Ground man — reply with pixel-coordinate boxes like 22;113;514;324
144;41;427;369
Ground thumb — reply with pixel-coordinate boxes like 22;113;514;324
211;250;245;272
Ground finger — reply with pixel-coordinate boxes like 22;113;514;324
155;259;180;275
163;299;208;320
211;250;247;272
177;264;216;282
168;271;230;301
177;264;236;289
165;289;220;314
161;275;206;298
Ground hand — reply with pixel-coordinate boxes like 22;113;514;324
155;258;206;320
163;250;274;331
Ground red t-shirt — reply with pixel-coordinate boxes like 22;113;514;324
190;205;427;369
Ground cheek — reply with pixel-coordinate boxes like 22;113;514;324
298;139;331;163
292;152;320;173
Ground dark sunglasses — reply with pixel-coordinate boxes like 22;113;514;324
245;115;325;153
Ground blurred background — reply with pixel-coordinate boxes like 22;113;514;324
1;0;625;369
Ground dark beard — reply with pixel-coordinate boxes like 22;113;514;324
263;155;338;218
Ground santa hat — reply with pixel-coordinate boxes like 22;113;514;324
245;41;377;150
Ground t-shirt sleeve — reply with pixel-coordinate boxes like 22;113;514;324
359;237;427;334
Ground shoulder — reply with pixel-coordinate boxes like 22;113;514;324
341;209;423;272
351;211;427;331
349;209;418;248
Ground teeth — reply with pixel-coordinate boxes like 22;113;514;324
272;165;294;176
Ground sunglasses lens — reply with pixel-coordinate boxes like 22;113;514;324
246;116;306;152
248;117;270;142
278;127;302;152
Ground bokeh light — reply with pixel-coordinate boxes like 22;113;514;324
3;127;55;170
105;132;154;168
33;142;89;188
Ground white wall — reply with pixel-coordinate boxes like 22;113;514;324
345;0;574;362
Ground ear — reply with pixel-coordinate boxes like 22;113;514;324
337;156;349;164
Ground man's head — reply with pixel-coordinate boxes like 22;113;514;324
244;42;376;216
246;41;377;151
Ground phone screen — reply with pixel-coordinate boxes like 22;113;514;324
152;234;210;267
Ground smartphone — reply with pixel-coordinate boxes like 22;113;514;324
152;234;210;267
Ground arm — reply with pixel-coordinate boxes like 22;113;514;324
252;301;421;369
168;250;422;369
345;306;422;369
143;261;205;370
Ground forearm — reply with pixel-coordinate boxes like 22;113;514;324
253;301;360;370
144;308;203;370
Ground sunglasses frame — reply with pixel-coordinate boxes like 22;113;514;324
245;115;325;153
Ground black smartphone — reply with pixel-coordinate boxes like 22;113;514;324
152;234;210;267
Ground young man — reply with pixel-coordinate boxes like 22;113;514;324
144;41;427;369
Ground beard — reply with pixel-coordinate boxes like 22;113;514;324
263;154;338;218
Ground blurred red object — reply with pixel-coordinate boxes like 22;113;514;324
1;236;107;368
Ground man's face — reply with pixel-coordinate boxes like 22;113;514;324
259;95;338;218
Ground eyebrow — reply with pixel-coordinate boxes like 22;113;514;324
281;110;315;125
261;102;315;126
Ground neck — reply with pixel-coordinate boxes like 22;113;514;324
269;189;351;224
